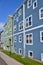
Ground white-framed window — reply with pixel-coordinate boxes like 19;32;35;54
27;0;32;8
19;35;22;43
26;33;33;45
14;36;17;42
14;25;17;31
19;22;23;31
19;48;22;55
33;0;37;9
28;51;33;58
25;15;32;28
18;9;22;16
16;17;18;22
39;7;43;19
40;31;43;42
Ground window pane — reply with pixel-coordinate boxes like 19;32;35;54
41;9;43;13
41;9;43;18
26;35;28;38
26;18;28;21
29;22;31;26
26;39;29;43
19;22;23;31
27;0;32;7
26;22;29;27
42;37;43;40
29;0;31;6
26;34;32;44
29;40;32;43
34;2;36;7
19;35;22;42
29;17;31;21
29;34;32;37
20;26;21;29
42;32;43;37
30;52;32;56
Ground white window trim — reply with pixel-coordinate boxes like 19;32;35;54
19;48;22;55
18;21;23;31
41;53;43;61
33;0;37;9
25;15;32;28
39;7;43;19
40;30;43;42
19;35;22;43
27;0;32;9
28;50;33;58
26;33;33;45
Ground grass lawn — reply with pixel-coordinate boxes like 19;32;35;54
2;50;43;65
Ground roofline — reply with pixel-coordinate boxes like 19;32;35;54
3;15;13;27
13;0;27;16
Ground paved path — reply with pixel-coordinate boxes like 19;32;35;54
0;57;7;65
0;52;23;65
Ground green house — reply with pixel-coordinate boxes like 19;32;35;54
4;15;14;52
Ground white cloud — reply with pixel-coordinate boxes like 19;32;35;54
0;22;4;30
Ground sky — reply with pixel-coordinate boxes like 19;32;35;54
0;0;23;31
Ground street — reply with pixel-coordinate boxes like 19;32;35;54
0;57;7;65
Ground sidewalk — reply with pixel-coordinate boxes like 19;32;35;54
0;52;23;65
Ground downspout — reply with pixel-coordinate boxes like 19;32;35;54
23;4;26;57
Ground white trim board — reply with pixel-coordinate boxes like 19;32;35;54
14;25;43;35
4;25;43;38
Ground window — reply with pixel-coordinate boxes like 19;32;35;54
19;22;23;31
14;36;17;42
26;33;33;45
19;48;22;55
18;9;22;16
25;15;32;28
39;7;43;19
40;31;43;42
14;25;16;31
19;35;22;43
28;51;33;58
33;0;37;9
16;17;18;22
27;0;32;8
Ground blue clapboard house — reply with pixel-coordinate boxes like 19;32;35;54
13;0;43;61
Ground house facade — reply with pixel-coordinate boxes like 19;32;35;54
4;15;14;52
1;30;4;48
0;31;4;49
13;0;43;61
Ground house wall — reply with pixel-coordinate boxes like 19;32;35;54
4;16;14;52
13;0;43;61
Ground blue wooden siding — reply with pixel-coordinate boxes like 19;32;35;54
13;0;43;61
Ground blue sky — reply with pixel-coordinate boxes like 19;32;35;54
0;0;23;31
